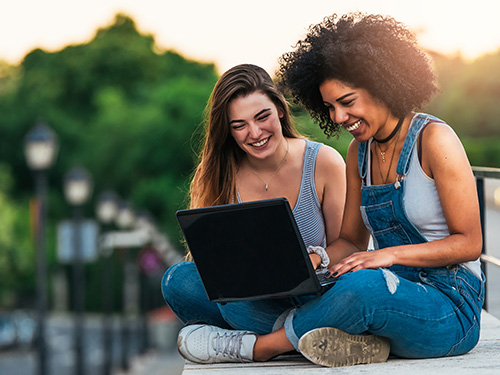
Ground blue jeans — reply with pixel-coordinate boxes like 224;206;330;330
161;261;314;334
162;262;483;358
284;265;484;358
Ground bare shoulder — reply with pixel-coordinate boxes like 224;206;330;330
422;121;467;159
316;143;346;173
421;121;472;178
424;121;459;140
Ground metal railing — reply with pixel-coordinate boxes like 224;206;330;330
473;166;500;311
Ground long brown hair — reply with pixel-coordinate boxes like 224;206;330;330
190;64;299;208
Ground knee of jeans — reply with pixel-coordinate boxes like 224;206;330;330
161;261;193;302
340;270;388;305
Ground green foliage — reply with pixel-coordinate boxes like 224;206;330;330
462;137;500;168
426;49;500;139
0;13;218;308
0;165;33;306
294;110;351;159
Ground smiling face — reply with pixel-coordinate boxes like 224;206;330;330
319;79;395;142
228;91;284;161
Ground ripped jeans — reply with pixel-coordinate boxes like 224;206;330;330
284;264;484;358
161;261;315;333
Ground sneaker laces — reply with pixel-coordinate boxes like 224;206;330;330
214;331;247;361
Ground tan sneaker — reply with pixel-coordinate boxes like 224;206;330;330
298;327;390;367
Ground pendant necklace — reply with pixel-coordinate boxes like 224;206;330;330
247;139;289;191
374;120;403;184
374;117;404;163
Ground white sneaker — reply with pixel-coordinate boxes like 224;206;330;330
177;324;257;364
298;327;390;367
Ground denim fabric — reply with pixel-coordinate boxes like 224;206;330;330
161;262;231;328
161;261;315;334
284;113;484;358
285;266;483;358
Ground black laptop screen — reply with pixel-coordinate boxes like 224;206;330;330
177;199;319;302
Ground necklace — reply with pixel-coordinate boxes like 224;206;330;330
247;139;289;191
375;118;405;163
374;123;402;184
374;117;404;144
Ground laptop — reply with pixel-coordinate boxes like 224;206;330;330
176;198;337;303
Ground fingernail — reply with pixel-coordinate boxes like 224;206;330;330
331;272;338;278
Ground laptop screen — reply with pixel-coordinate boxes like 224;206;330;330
176;198;320;302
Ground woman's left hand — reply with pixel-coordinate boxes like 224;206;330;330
328;249;395;276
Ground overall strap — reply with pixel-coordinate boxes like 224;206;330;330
358;140;369;180
396;113;444;176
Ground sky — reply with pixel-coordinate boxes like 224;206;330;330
1;0;500;74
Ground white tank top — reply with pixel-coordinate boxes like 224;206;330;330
366;138;482;279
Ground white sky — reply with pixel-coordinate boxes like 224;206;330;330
1;0;499;74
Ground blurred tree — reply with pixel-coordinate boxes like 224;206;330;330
0;13;217;233
426;49;500;138
0;13;217;308
0;164;33;306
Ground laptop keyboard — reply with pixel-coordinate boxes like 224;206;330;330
316;269;338;286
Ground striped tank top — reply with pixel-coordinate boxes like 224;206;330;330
238;139;326;248
293;140;326;248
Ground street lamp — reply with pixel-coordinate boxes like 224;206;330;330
23;122;58;375
134;210;157;355
96;191;119;225
96;191;118;375
116;200;135;230
64;167;93;375
115;200;135;372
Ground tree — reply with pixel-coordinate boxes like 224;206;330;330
0;164;33;306
0;13;218;236
0;13;218;307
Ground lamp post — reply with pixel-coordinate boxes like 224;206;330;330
63;167;93;375
23;122;58;375
134;210;156;355
115;201;135;372
96;191;118;375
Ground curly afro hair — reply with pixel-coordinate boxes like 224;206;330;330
276;13;439;137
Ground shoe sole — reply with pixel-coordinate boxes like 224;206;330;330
298;327;390;367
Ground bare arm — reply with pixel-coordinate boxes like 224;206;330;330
325;140;371;266
309;144;347;269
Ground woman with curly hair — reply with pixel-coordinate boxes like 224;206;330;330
272;12;483;366
173;14;484;368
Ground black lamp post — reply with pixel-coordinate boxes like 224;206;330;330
95;191;118;375
115;201;135;372
23;122;58;375
134;210;156;355
63;167;93;375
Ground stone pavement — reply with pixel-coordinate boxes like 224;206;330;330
124;350;184;375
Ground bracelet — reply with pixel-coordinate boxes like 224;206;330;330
307;245;330;269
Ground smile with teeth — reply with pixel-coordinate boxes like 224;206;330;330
344;119;362;132
251;138;269;147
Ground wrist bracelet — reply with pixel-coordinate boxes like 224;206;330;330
307;245;330;269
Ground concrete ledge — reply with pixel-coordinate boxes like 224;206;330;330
182;310;500;374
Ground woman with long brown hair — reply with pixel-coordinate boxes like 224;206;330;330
161;63;346;360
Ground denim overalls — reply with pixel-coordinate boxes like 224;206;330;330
285;113;484;358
